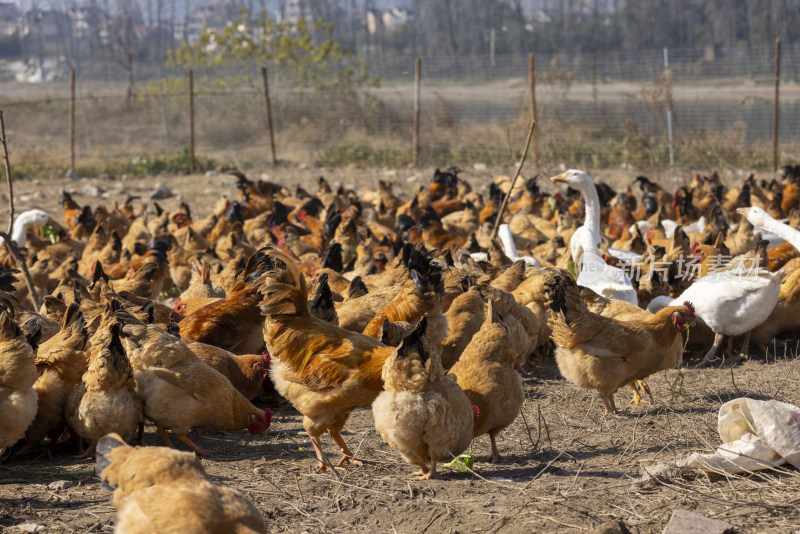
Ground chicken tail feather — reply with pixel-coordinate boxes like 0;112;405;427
257;245;310;317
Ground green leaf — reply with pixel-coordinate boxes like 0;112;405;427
442;454;474;472
567;261;577;280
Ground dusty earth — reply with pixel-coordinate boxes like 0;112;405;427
1;165;799;533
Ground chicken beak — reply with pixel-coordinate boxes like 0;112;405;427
550;173;567;184
261;429;269;437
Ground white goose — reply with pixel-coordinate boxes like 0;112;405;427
737;206;800;254
551;170;637;304
0;209;52;248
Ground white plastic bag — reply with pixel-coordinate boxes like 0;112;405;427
684;398;800;474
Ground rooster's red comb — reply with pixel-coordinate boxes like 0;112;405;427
683;301;696;318
472;405;480;420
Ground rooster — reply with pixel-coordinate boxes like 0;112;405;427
257;245;395;469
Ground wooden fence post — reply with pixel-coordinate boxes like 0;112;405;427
412;57;421;167
773;38;781;173
188;69;195;174
528;53;537;165
69;69;75;172
261;67;277;166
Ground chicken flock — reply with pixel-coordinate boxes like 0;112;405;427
2;165;800;532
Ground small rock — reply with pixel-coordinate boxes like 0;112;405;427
253;467;266;475
204;170;218;177
149;184;174;200
82;185;103;197
66;169;79;180
663;510;734;534
260;173;271;180
17;523;46;532
381;169;397;176
407;174;421;183
473;162;487;171
48;480;75;491
482;500;494;507
591;520;631;534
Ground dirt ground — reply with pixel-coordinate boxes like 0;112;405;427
1;166;799;533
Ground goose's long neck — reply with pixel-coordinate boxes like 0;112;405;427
757;215;800;252
10;219;28;247
579;180;601;239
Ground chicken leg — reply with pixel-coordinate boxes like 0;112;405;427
175;434;217;456
724;331;752;365
329;429;361;466
601;394;617;414
307;432;341;472
417;458;438;480
489;433;503;463
693;333;724;368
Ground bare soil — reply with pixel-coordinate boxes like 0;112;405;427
1;167;799;533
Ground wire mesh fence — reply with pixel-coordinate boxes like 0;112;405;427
1;42;799;177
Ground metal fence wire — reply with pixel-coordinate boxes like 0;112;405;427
1;43;799;174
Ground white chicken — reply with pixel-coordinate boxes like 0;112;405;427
647;267;782;367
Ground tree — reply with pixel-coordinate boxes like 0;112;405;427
110;0;138;108
167;9;376;95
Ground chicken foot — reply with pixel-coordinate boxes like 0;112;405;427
329;429;362;466
417;458;438;480
693;333;724;368
629;380;652;404
77;438;98;459
307;433;343;474
723;331;752;366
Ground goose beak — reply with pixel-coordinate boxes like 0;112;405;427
550;173;567;183
736;207;749;217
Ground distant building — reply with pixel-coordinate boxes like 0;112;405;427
20;9;71;44
0;2;20;36
366;7;413;35
279;0;312;25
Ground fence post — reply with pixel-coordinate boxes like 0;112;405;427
528;53;537;165
188;69;195;174
412;57;421;167
773;38;781;174
261;67;277;166
664;48;675;169
69;69;75;173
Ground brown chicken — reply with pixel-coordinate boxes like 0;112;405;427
546;272;694;414
185;340;270;400
362;248;447;344
372;317;474;479
96;433;267;534
179;253;269;354
0;309;39;454
449;300;524;462
66;323;143;456
440;285;485;369
23;304;89;452
116;311;270;455
257;245;395;469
